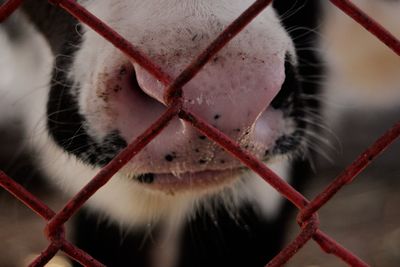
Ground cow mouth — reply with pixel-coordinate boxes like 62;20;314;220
125;168;244;192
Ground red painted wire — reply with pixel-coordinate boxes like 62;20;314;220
46;103;180;234
49;0;172;86
0;171;55;220
163;0;274;104
28;242;61;267
299;121;400;223
62;240;106;267
1;0;399;266
330;0;400;56
0;0;22;22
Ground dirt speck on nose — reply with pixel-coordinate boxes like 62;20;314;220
113;85;122;93
165;152;177;162
97;91;110;102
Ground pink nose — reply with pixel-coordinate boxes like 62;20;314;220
133;51;285;136
108;47;287;172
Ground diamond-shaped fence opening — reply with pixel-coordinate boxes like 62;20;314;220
0;0;399;266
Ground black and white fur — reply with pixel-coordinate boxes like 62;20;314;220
0;1;321;266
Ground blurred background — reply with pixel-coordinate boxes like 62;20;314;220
0;0;399;266
287;1;400;266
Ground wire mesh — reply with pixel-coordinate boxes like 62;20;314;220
0;0;399;266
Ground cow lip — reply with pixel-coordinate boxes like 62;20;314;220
126;168;244;192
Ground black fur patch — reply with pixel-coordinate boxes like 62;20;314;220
270;54;299;110
45;21;127;166
267;53;308;158
73;201;286;267
74;209;159;267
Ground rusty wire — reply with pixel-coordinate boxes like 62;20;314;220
0;0;400;266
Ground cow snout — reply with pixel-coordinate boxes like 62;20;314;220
73;7;296;175
134;48;285;131
102;44;288;174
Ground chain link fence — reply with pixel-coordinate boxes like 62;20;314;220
0;0;399;266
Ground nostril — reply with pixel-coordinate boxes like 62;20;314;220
132;64;169;106
128;66;167;107
129;67;152;99
271;54;300;110
129;68;144;95
110;64;168;144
